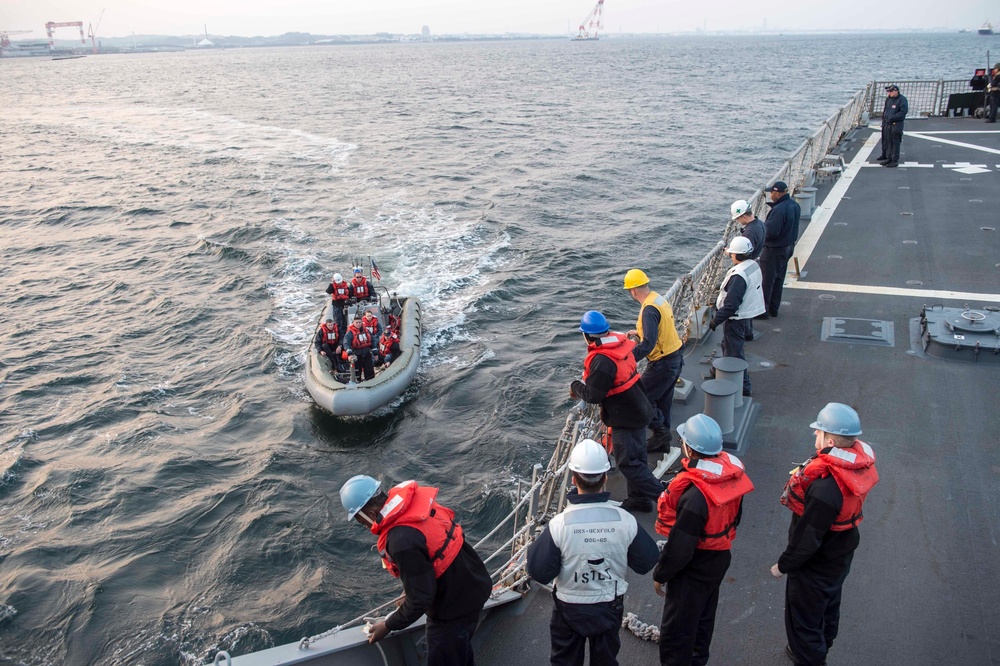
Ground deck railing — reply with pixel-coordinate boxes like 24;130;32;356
866;79;981;117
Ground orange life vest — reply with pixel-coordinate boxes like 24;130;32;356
656;451;754;550
352;276;371;299
582;333;640;397
330;280;351;302
372;481;464;579
320;322;339;344
780;440;878;531
379;331;400;357
348;322;372;349
361;315;379;339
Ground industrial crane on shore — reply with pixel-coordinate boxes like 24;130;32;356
574;0;604;40
45;21;86;52
88;9;105;54
0;30;32;48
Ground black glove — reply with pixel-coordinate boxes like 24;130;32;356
709;320;718;332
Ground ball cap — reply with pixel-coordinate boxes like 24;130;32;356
885;84;899;92
769;181;788;193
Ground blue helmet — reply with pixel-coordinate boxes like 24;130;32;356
340;474;380;521
579;310;610;335
810;403;862;437
676;413;723;455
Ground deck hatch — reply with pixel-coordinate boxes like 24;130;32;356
821;318;895;347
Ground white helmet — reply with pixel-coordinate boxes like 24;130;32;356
333;273;343;282
730;199;751;220
568;438;611;475
726;236;753;255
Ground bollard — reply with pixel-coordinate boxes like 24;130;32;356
796;187;818;220
701;379;738;434
712;357;749;409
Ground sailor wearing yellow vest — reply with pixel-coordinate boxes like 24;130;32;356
624;269;684;453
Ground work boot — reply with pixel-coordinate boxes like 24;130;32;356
647;431;672;453
784;644;824;666
875;156;889;163
620;497;653;513
884;161;898;168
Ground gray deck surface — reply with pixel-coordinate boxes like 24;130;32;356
477;118;1000;665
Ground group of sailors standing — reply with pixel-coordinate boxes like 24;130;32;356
316;267;401;381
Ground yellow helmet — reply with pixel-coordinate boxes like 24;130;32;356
623;268;649;290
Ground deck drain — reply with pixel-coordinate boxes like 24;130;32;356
903;240;918;244
827;255;843;259
898;186;910;190
759;361;774;368
841;196;851;200
970;199;983;203
982;227;996;232
906;280;923;286
960;178;972;181
900;212;913;216
833;222;848;226
821;318;895;347
819;294;837;301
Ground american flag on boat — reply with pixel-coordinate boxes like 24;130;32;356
370;258;381;282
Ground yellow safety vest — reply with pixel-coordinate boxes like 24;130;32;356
637;292;682;361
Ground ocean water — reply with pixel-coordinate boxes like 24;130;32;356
0;33;980;664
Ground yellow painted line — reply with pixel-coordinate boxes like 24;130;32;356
786;280;1000;304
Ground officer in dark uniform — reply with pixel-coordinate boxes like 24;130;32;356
654;414;754;666
770;403;879;666
987;63;1000;123
876;85;908;167
340;475;492;664
571;310;662;513
757;182;800;319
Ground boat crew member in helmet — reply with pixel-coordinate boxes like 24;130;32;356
709;236;766;396
570;310;662;513
653;414;754;666
343;312;376;381
339;475;491;664
351;266;376;302
876;85;908;166
622;269;684;453
326;272;352;335
314;318;343;375
731;199;765;341
987;63;1000;123
527;438;658;666
770;403;879;666
758;182;801;319
376;328;402;368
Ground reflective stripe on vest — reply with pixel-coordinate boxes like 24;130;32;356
331;282;351;300
716;260;766;320
321;324;339;344
352;277;370;298
349;325;372;349
636;292;683;361
582;333;640;397
780;440;879;531
374;482;464;579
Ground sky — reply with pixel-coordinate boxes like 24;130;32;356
1;0;997;39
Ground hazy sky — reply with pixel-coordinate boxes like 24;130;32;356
2;0;996;38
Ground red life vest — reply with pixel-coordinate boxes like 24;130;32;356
320;322;339;344
348;323;372;349
781;440;878;531
362;315;379;339
330;280;351;302
372;481;464;579
582;332;640;397
352;276;371;299
656;452;755;550
388;314;401;333
379;331;399;356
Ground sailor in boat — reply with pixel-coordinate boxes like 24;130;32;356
326;272;352;336
622;268;684;454
771;404;878;666
339;475;492;663
314;318;343;375
376;327;401;369
350;266;377;302
526;438;658;666
343;312;377;382
654;414;754;666
709;236;766;397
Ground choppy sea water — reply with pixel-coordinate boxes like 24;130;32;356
0;33;979;664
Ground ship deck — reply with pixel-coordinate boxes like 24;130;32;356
477;117;1000;665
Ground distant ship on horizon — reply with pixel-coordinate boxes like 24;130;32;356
979;21;993;35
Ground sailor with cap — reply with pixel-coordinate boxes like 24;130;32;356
709;236;766;396
876;85;908;167
770;403;879;666
527;438;659;666
986;63;1000;123
758;181;801;320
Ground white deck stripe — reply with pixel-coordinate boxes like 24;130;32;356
905;132;1000;156
784;280;1000;303
790;132;880;272
785;131;1000;303
909;131;1000;134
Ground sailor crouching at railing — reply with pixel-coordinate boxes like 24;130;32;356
339;476;492;663
526;439;658;666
